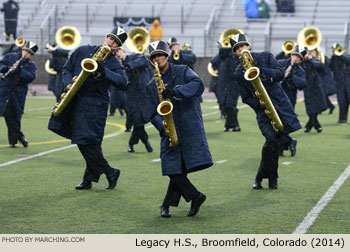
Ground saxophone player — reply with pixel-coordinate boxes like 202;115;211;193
232;34;301;189
147;41;213;217
0;41;37;148
48;27;128;190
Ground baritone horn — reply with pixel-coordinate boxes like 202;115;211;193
282;41;295;55
297;26;322;51
55;26;81;50
219;28;244;47
125;27;150;54
239;49;284;132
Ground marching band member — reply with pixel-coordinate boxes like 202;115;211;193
277;45;307;156
0;41;37;148
301;48;328;133
168;37;197;70
147;40;212;217
115;47;153;153
232;34;301;189
329;43;350;124
48;27;128;190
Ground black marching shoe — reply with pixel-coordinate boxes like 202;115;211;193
160;205;172;218
232;126;241;132
338;120;347;124
75;180;92;190
316;127;323;133
128;145;135;152
290;139;297;157
268;178;278;189
9;144;17;148
224;127;230;132
145;141;153;152
304;127;311;133
106;168;121;189
328;104;335;114
252;179;263;189
188;192;206;217
19;136;28;148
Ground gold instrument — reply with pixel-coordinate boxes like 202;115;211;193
297;26;322;51
207;62;218;77
15;37;25;47
45;59;57;75
153;62;179;147
125;27;150;54
333;43;345;56
182;43;191;50
282;41;295;55
239;49;284;132
219;28;244;47
52;46;112;117
55;26;81;50
173;50;180;60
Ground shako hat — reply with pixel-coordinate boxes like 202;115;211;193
291;45;308;60
167;37;179;48
106;27;128;47
23;41;38;55
149;40;169;61
230;34;250;52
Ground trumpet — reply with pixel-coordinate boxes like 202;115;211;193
154;62;179;147
282;41;295;55
333;43;345;56
52;46;111;117
239;50;283;132
173;50;180;60
15;37;25;47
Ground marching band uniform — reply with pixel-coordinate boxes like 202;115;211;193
1;0;19;40
116;49;153;153
0;41;37;148
321;56;336;114
217;46;241;132
301;49;328;132
329;44;350;123
210;52;226;118
48;27;128;190
232;34;301;189
278;45;307;156
147;40;212;217
50;47;69;101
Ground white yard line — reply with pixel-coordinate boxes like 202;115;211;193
293;165;350;234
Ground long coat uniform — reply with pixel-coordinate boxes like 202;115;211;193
235;52;301;139
321;56;337;97
278;59;307;108
48;45;127;144
124;53;151;127
146;63;213;176
169;49;197;70
0;52;36;121
1;1;19;38
210;53;224;105
50;48;69;98
301;58;328;115
329;54;350;114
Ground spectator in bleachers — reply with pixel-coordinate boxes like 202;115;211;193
244;0;258;19
258;0;270;18
1;0;19;41
276;0;295;13
149;19;163;42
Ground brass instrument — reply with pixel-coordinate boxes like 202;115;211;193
153;62;179;147
15;37;25;47
297;26;322;51
282;41;295;55
333;43;345;56
207;62;218;77
45;59;57;75
182;43;191;50
239;49;284;132
125;27;150;54
173;50;180;60
219;28;244;47
52;46;111;117
55;26;81;50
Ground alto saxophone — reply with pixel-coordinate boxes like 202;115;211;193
52;46;111;117
153;62;179;147
239;49;284;132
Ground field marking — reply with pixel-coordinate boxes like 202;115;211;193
0;105;247;167
293;165;350;234
282;161;293;165
215;160;227;164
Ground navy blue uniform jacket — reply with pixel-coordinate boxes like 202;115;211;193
0;52;36;121
329;54;350;107
48;45;127;144
147;63;213;176
169;50;197;70
235;51;301;138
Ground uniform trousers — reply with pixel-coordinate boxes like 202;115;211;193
3;102;23;145
129;125;149;146
77;144;115;183
162;160;200;207
224;107;239;129
256;135;280;180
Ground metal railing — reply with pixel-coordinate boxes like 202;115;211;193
39;4;58;54
204;6;218;57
